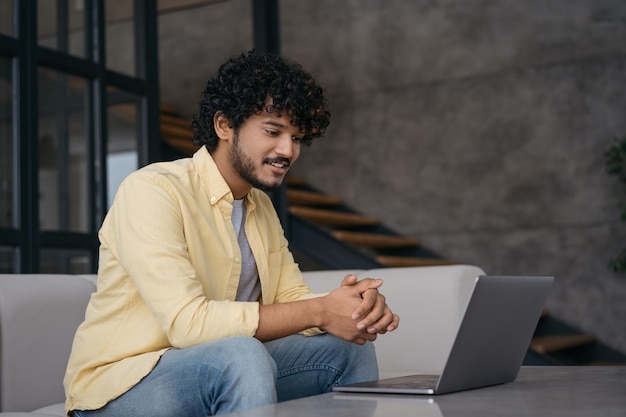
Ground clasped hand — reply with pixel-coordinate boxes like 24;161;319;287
320;274;400;345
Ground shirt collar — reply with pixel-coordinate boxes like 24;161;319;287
192;146;257;210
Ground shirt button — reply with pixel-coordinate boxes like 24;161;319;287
210;196;217;203
234;257;241;263
224;215;230;221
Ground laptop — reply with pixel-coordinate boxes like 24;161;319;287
333;275;554;395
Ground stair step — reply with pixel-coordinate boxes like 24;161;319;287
159;108;199;155
332;231;420;248
530;334;596;354
286;189;342;206
161;113;192;129
162;136;199;155
286;176;308;187
289;206;380;227
160;105;179;115
160;123;194;140
375;256;457;267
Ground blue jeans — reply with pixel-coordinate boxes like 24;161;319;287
72;334;377;416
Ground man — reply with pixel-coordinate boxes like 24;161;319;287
64;51;399;417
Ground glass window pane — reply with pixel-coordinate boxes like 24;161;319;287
107;87;139;207
0;0;13;36
37;0;58;50
0;56;13;228
40;248;92;274
37;0;87;58
68;0;86;57
0;246;15;273
106;0;136;76
38;68;89;233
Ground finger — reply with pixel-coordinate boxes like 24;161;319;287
351;287;379;320
352;277;383;294
354;331;378;344
354;337;368;345
387;313;400;332
362;307;392;334
368;309;394;334
356;292;386;327
340;274;358;287
357;299;397;334
375;312;400;334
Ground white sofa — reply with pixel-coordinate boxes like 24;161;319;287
0;264;485;416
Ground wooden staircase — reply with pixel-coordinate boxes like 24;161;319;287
285;175;457;268
158;105;626;367
159;105;200;156
526;311;626;366
531;334;596;355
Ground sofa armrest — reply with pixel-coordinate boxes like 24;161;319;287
0;275;96;412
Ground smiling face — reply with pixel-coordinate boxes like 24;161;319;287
212;107;303;199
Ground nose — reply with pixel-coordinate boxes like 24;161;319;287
275;135;297;159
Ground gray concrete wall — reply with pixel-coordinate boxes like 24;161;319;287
159;0;254;115
158;0;626;353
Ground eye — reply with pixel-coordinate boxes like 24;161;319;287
265;129;279;136
292;136;305;143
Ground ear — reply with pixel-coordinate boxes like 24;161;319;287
213;111;233;141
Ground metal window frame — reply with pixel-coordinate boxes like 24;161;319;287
0;0;159;273
1;0;279;273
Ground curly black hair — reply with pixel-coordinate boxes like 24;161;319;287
191;51;331;152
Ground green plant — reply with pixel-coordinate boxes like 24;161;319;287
605;136;626;273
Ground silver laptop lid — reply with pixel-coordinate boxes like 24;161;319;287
435;275;553;394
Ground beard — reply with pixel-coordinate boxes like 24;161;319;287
229;133;288;192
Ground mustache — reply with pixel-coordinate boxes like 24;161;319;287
264;157;291;167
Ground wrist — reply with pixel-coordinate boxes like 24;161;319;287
307;296;326;329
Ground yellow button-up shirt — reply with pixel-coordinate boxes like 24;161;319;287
64;147;319;413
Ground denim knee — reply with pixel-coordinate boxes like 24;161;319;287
207;336;278;413
70;337;278;417
223;336;278;381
